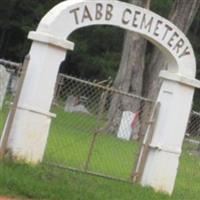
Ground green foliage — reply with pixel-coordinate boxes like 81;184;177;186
151;0;173;17
64;26;124;80
0;0;200;81
0;0;61;61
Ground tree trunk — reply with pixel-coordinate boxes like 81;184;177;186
107;0;151;134
143;0;200;100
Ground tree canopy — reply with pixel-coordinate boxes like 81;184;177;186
0;0;199;81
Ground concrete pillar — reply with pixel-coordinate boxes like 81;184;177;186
140;70;200;194
6;32;74;163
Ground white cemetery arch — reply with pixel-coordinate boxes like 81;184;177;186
3;0;200;195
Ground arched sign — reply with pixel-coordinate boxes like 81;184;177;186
2;0;200;195
33;0;196;76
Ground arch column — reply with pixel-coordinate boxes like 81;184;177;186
5;32;74;163
140;70;200;194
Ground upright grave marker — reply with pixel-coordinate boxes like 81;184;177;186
0;65;10;109
1;0;200;194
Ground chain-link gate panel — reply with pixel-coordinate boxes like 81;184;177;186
185;110;200;152
44;74;155;182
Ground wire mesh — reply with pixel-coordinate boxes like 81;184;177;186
176;85;200;198
187;111;200;137
186;88;200;146
1;70;200;198
185;109;200;156
44;73;155;182
0;63;21;135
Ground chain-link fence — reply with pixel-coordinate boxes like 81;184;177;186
1;68;200;195
0;60;22;135
44;73;155;182
185;111;200;153
184;88;200;151
187;111;200;137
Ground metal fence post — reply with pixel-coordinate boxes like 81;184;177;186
132;102;161;183
84;82;111;172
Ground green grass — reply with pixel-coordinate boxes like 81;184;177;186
0;144;200;200
0;106;200;199
0;103;9;134
0;161;171;200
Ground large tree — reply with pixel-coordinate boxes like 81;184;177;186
107;0;151;134
0;0;60;61
144;0;200;99
108;0;200;136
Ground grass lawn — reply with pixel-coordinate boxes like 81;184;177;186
0;161;170;200
0;106;200;199
0;144;200;200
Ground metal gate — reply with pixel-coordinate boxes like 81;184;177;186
44;74;157;182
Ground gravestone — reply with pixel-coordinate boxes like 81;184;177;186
117;111;134;140
117;111;139;140
0;65;10;109
9;74;18;95
64;95;90;114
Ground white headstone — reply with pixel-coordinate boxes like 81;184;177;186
0;65;10;109
9;74;18;95
64;95;90;114
117;111;138;140
64;95;77;112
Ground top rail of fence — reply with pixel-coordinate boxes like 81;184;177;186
0;59;21;68
191;110;200;117
59;74;155;103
